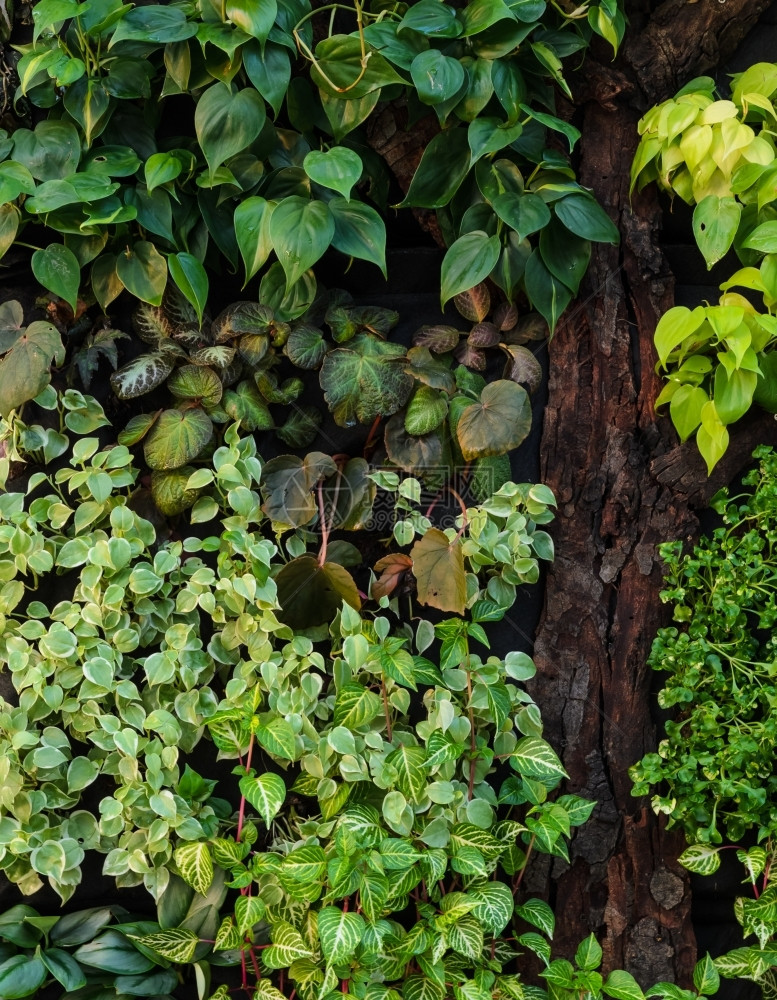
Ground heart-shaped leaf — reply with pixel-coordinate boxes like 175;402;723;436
195;83;266;177
456;379;531;459
144;407;214;470
303;148;363;200
411;527;467;613
276;555;361;629
32;244;81;313
269;196;335;290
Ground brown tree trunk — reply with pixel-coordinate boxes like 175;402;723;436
530;0;777;986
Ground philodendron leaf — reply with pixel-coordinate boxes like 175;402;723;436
303;148;363;200
0;320;64;418
455;379;531;459
151;467;201;516
692;195;741;270
440;231;501;308
168;252;208;325
235;196;276;284
110;352;176;399
143;407;213;470
329;198;387;276
276;555;361;629
195;82;266;177
411;527;467;613
116;241;167;305
32;244;81;313
319;333;413;426
269;196;335;290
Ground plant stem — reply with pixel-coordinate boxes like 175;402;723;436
236;732;255;843
381;672;393;739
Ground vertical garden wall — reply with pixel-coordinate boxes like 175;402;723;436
2;0;777;999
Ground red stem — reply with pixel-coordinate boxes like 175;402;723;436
236;732;255;843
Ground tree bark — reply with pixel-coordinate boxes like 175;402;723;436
530;0;777;986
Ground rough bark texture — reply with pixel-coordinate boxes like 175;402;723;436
529;0;777;987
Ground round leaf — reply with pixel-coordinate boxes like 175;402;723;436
144;408;214;470
456;379;531;459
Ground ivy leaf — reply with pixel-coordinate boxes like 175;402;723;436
174;843;214;896
554;193;619;244
261;452;337;527
239;772;286;827
143;408;214;470
329;198;387;276
195;83;266;178
456;379;531;460
318;907;366;964
411;528;467;614
276;555;361;629
320;333;413;427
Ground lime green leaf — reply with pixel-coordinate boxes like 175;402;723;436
692;195;741;269
654;306;707;368
511;736;567;781
677;844;721;876
603;970;645;1000
137;928;199;963
696;400;729;474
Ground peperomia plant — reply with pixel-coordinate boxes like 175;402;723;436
4;0;622;334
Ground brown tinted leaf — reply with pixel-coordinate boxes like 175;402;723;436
454;283;490;322
504;345;542;394
384;413;444;474
503;312;548;345
454;341;487;370
404;346;456;393
412;325;462;353
372;553;414;601
411;528;466;614
261;452;338;527
468;322;500;348
493;301;519;331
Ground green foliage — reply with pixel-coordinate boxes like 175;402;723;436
0;299;64;419
652;298;777;473
631;446;777;845
633;66;777;469
3;0;620;333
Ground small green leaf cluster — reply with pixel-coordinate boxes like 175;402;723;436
632;65;777;469
652;297;777;473
4;0;620;333
630;446;777;845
